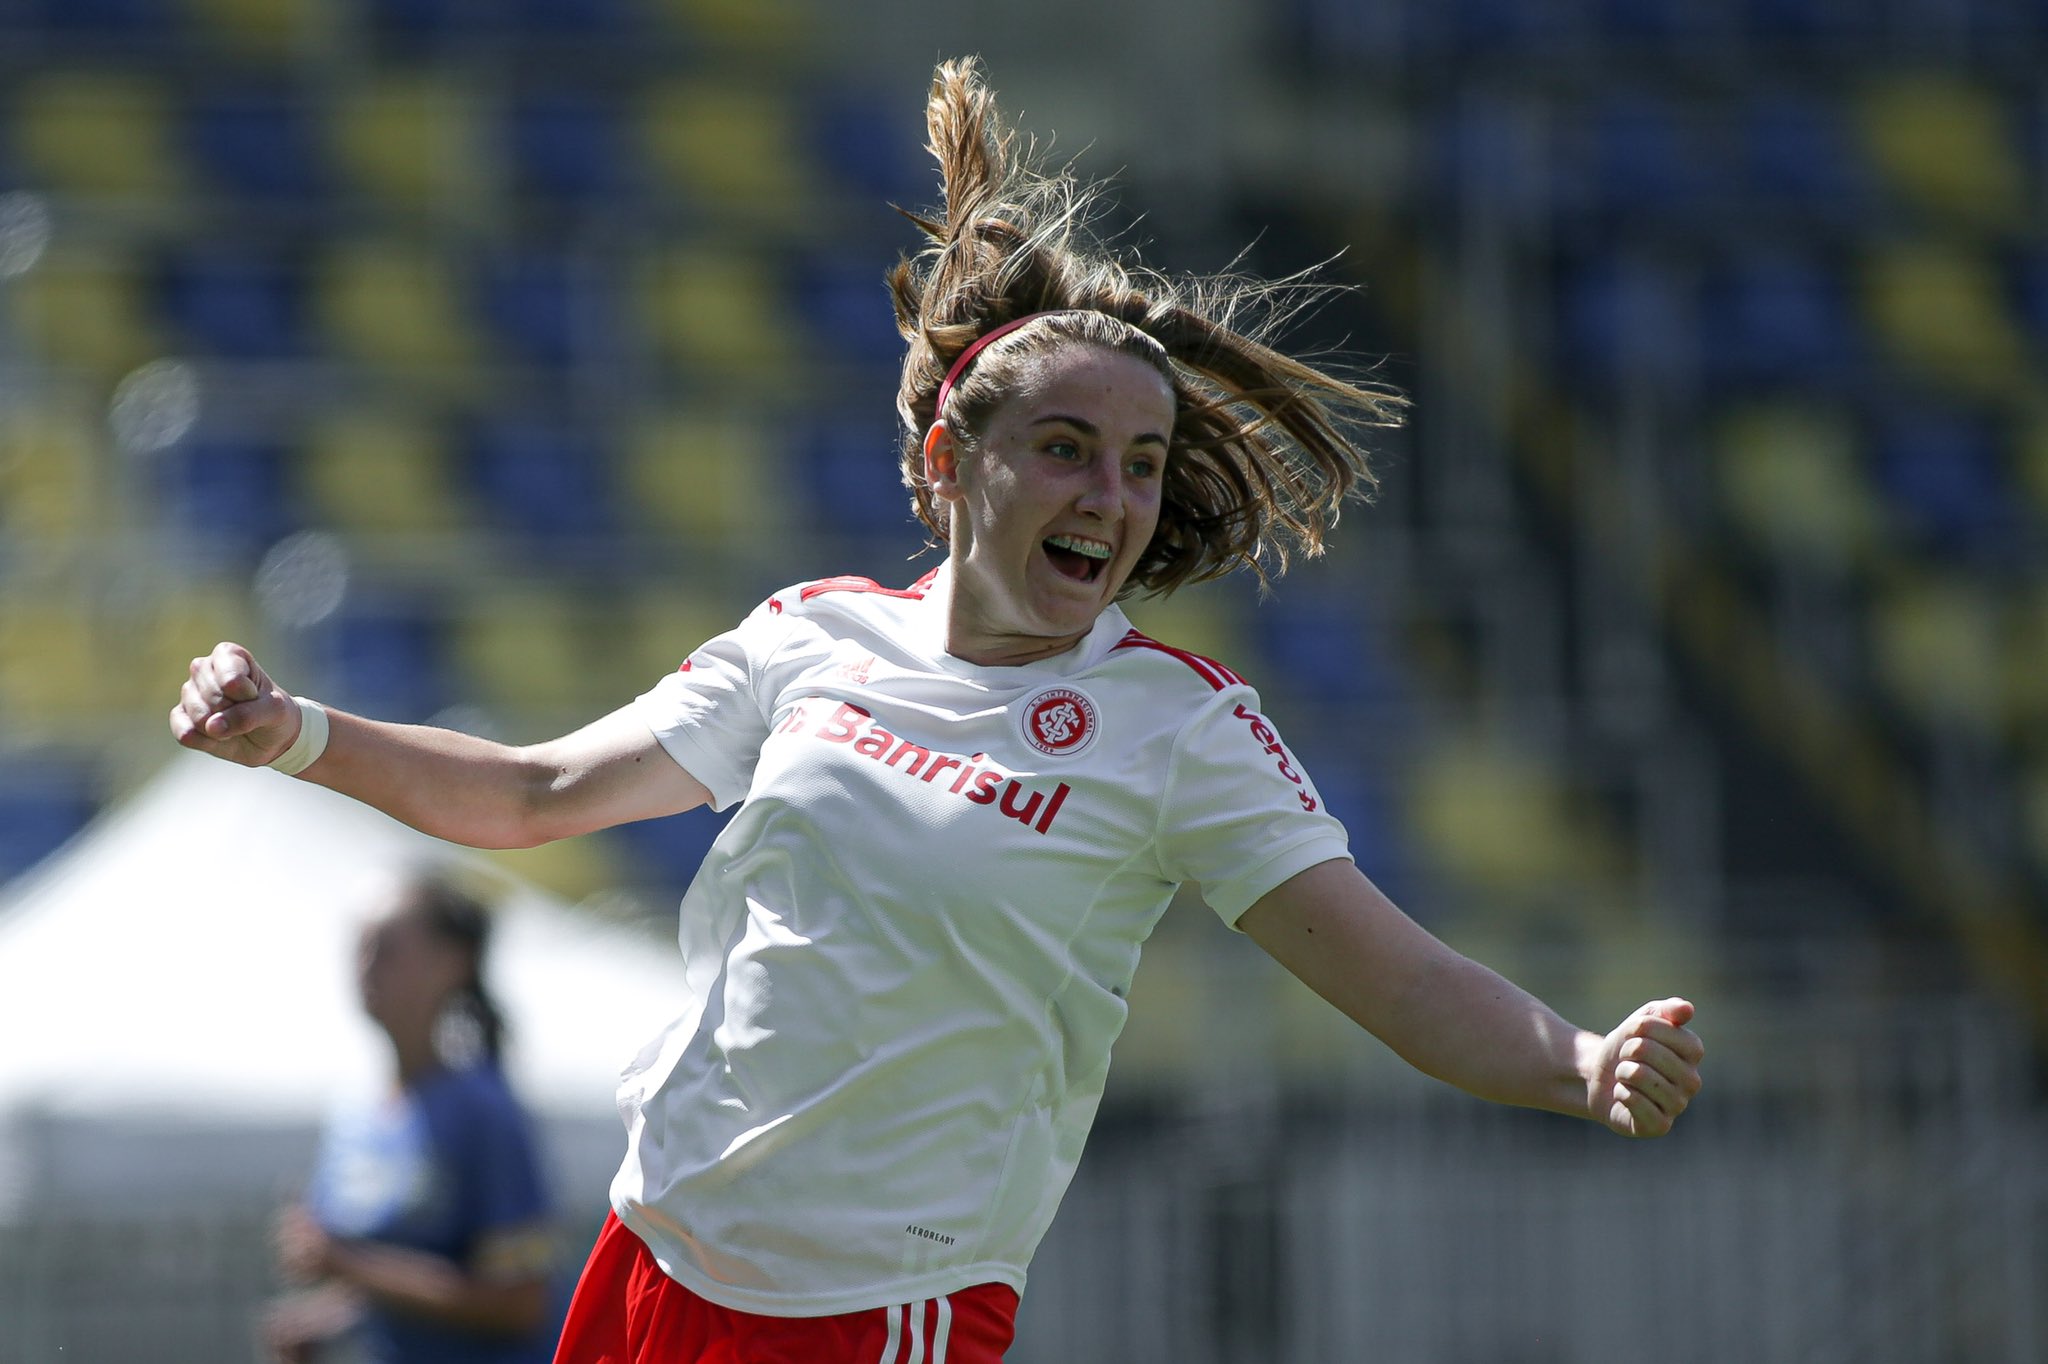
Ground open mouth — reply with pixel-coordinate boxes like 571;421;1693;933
1043;534;1111;583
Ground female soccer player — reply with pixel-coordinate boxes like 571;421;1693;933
175;58;1702;1364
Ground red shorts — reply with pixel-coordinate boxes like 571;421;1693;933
553;1212;1020;1364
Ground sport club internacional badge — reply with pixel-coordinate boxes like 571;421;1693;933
1021;686;1099;757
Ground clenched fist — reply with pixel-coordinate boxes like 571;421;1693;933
169;642;300;767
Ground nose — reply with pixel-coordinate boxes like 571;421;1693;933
1074;458;1125;522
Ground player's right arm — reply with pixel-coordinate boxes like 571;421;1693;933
171;641;711;849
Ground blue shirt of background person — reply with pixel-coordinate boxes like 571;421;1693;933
264;876;563;1364
307;1060;559;1363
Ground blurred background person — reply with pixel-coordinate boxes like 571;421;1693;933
263;874;561;1364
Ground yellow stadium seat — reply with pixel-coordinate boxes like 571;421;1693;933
6;248;166;380
1407;734;1631;907
11;72;187;203
2015;409;2048;525
299;406;470;534
314;239;483;392
652;0;819;60
1861;240;2031;398
0;403;110;545
181;0;335;63
637;244;798;385
590;585;757;703
1120;591;1256;674
0;592;114;727
1868;574;2005;735
1856;76;2026;230
448;585;591;713
1713;402;1882;570
122;579;264;713
330;72;490;220
2002;581;2048;741
639;81;809;220
619;407;789;544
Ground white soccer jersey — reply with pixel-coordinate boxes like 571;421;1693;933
614;561;1350;1316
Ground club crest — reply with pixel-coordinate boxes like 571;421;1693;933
1022;687;1098;757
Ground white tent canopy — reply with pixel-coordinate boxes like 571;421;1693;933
0;753;693;1217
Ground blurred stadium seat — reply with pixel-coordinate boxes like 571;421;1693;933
183;84;328;204
148;430;298;559
447;583;592;711
638;79;808;220
1866;573;2006;734
1854;73;2027;231
11;70;186;201
636;242;797;385
473;244;617;369
1736;90;1878;228
306;592;452;721
0;762;99;883
1712;401;1879;572
6;245;166;379
1867;402;2022;564
618;406;788;544
0;401;110;545
315;237;484;387
297;404;469;534
461;412;618;544
1698;245;1862;391
329;71;488;219
156;242;309;359
1861;238;2032;398
503;88;636;206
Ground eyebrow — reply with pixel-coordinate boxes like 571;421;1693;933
1029;414;1169;447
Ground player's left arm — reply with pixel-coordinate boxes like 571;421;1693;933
1237;858;1704;1137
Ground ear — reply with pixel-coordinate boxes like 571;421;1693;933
923;422;965;503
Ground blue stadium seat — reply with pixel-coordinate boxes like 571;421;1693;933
0;767;98;884
609;805;736;896
183;86;327;203
1743;0;1880;48
1426;95;1549;220
1591;0;1723;49
473;247;615;369
156;245;307;359
790;403;917;541
1738;91;1878;226
504;90;635;203
1556;252;1693;395
506;0;642;37
1574;91;1718;225
804;85;928;207
1246;583;1413;709
150;432;295;559
17;0;175;41
308;595;452;722
464;414;618;543
1868;403;2023;565
362;0;475;49
1698;247;1862;391
787;250;903;368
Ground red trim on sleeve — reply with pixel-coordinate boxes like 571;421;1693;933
1112;629;1245;691
799;573;935;603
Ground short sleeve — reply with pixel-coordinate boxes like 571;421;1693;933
1155;687;1352;928
632;597;788;811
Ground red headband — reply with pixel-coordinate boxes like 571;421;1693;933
933;311;1064;420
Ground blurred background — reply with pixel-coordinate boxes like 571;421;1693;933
0;0;2044;1359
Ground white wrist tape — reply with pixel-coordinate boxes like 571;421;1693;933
269;697;330;776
